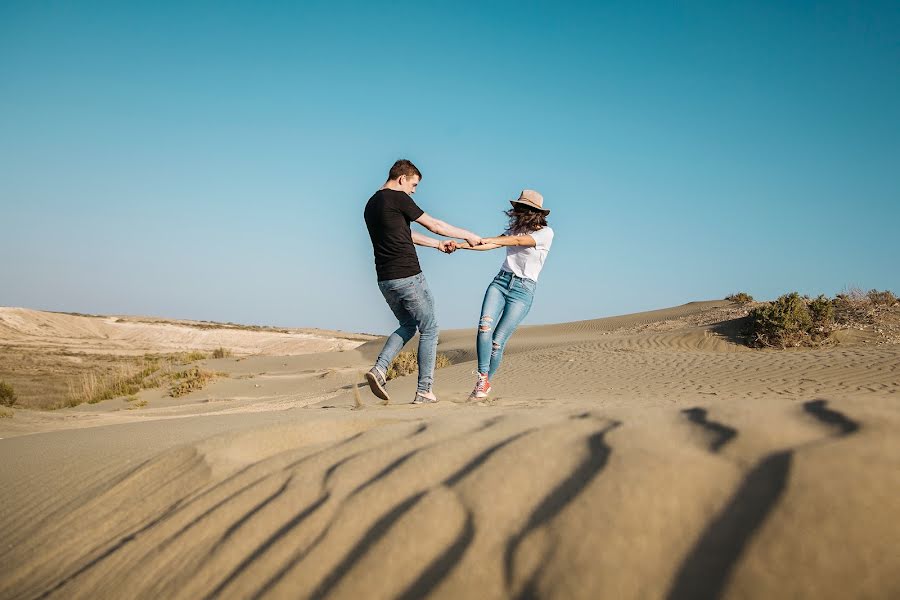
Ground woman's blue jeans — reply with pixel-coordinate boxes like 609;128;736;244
374;272;439;393
477;270;535;378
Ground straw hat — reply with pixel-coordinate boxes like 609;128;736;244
509;189;550;215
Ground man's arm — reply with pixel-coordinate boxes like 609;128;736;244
411;231;440;249
412;231;456;253
415;213;482;247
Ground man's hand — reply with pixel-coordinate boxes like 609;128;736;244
439;240;457;254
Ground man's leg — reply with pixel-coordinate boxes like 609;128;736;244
409;275;438;395
374;278;419;374
368;277;419;401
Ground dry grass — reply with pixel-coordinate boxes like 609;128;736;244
0;406;13;418
0;380;16;407
0;348;117;409
66;359;164;406
386;351;452;381
169;367;219;398
211;347;232;359
0;346;233;410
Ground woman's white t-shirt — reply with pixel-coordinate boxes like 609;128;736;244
500;226;554;282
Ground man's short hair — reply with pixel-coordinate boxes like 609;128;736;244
388;159;422;181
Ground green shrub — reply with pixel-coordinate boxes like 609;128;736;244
726;292;754;303
808;294;834;331
0;380;16;407
746;293;812;348
386;351;452;381
746;292;841;348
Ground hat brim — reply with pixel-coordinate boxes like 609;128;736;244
510;200;550;215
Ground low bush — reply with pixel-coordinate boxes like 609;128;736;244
833;290;871;325
745;289;900;348
726;292;754;304
746;292;833;348
808;294;834;331
0;380;16;407
833;288;897;326
386;352;452;381
867;289;897;307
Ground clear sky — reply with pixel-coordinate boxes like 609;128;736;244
2;1;898;334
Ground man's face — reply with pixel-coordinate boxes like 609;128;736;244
398;174;420;195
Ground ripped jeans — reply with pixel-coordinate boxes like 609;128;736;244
476;270;535;378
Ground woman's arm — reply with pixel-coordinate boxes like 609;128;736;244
480;234;536;248
457;242;503;251
457;232;536;251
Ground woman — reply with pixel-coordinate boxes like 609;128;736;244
459;189;553;400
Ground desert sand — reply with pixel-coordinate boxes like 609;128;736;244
1;301;898;599
0;307;372;356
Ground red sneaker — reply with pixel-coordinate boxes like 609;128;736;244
469;373;491;400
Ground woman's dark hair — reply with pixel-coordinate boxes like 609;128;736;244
506;205;548;233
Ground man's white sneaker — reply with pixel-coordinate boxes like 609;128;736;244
412;391;438;404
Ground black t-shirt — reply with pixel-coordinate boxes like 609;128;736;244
364;189;425;281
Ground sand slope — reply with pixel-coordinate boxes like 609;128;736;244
0;307;373;355
1;301;898;599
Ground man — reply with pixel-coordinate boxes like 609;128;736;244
363;159;482;404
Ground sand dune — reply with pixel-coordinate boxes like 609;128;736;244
1;301;898;599
0;307;373;356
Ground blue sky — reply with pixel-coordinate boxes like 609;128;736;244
2;1;898;334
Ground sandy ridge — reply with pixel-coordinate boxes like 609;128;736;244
1;300;898;598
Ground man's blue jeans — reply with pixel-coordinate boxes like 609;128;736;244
477;270;535;378
374;272;439;393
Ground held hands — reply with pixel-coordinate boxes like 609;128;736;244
438;240;458;254
438;235;487;254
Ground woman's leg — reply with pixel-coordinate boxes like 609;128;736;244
488;287;534;378
476;281;506;375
